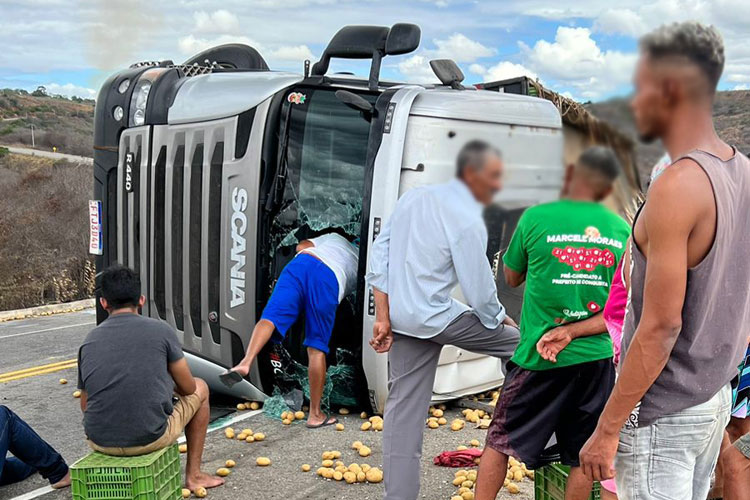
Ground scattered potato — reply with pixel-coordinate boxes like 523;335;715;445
216;467;231;477
225;460;235;468
224;428;235;439
194;487;207;498
474;458;481;465
181;488;191;498
322;468;335;479
322;460;334;468
253;433;265;441
322;451;334;460
433;409;444;417
467;471;477;482
369;416;382;423
373;421;383;431
451;420;465;431
361;422;372;431
249;402;260;410
509;465;521;474
348;464;361;473
178;444;188;453
455;470;468;477
236;433;247;441
245;436;255;443
461;491;475;500
352;441;363;450
344;471;357;484
301;464;311;472
504;478;510;487
317;467;326;476
357;471;366;482
335;465;347;473
294;411;305;420
526;470;535;479
513;470;524;481
339;408;350;415
59;378;68;385
461;480;474;488
360;411;368;419
438;417;447;425
453;476;466;486
365;467;383;483
333;471;344;481
451;496;463;500
508;457;520;468
256;457;271;466
457;445;468;451
428;420;439;429
335;423;344;431
282;418;292;425
331;451;342;459
236;403;246;411
361;464;372;473
73;390;82;398
241;428;252;435
358;445;372;457
507;482;520;494
470;439;480;447
335;460;345;467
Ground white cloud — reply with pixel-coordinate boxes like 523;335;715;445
519;26;636;98
397;55;441;83
44;83;97;100
469;61;538;82
434;33;495;63
177;34;258;56
593;8;648;37
268;45;315;62
733;83;749;90
193;10;240;34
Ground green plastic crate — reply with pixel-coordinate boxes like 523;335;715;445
534;463;601;500
71;444;181;500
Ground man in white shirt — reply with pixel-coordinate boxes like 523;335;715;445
223;232;358;428
367;140;520;500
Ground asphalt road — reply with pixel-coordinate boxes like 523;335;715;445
0;310;534;500
0;145;93;164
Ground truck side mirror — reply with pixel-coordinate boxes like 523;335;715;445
335;90;376;121
385;23;421;55
430;59;466;90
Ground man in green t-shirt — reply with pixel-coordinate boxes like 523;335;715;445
476;146;631;500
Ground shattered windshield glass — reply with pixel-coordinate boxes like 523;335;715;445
270;89;375;257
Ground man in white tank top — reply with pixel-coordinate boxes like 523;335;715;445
222;231;358;428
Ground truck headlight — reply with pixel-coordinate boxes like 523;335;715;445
129;80;151;126
128;68;165;127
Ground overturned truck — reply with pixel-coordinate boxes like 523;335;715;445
91;24;567;413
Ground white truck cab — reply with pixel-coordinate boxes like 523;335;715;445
92;24;562;413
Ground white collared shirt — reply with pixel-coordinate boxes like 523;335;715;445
366;179;506;338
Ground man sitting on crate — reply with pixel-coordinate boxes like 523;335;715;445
475;146;630;500
77;265;223;492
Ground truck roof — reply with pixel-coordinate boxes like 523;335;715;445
410;88;562;129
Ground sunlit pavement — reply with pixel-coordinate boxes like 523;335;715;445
0;310;533;500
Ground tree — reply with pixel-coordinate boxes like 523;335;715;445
31;86;47;97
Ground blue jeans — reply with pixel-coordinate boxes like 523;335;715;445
615;384;732;500
0;405;68;486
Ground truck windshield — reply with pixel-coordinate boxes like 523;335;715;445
269;88;375;261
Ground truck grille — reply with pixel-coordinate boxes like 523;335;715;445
115;110;263;371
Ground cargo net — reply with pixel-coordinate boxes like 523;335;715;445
263;344;359;420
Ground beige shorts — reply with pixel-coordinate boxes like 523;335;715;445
88;393;202;456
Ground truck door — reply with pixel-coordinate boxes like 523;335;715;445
255;85;378;402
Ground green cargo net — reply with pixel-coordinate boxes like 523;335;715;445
263;345;359;420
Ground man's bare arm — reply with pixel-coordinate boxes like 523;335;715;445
503;265;526;288
168;358;198;396
296;240;314;253
80;390;88;412
595;163;702;434
370;288;393;353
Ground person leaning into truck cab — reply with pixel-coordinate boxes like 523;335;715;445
225;231;359;428
475;146;630;500
366;140;520;500
77;265;223;492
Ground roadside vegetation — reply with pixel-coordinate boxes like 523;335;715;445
0;151;94;310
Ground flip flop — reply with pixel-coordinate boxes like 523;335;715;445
219;370;243;388
306;414;338;429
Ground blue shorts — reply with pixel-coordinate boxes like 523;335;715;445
260;254;339;354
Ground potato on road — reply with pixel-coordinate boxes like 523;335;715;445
256;457;271;466
301;464;311;472
181;488;191;498
194;487;207;498
365;467;383;483
225;460;235;468
216;467;230;477
358;445;371;457
178;444;188;453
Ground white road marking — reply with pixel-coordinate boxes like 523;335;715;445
0;322;95;340
9;409;265;500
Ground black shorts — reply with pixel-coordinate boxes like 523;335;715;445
486;358;615;469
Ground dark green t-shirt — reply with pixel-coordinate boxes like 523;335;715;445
503;199;631;370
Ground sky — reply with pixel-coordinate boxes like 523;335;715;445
1;0;749;103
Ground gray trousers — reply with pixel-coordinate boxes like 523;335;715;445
382;313;520;500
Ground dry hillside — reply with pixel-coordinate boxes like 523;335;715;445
587;90;750;185
0;89;94;157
